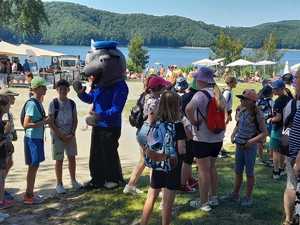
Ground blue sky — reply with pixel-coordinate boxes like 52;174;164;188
44;0;299;27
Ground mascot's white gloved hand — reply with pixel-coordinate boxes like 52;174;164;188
73;81;85;94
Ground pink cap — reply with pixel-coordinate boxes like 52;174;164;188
236;89;258;102
147;76;171;89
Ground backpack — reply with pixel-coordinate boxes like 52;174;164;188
129;92;146;129
144;121;177;172
197;90;226;134
52;98;76;125
20;98;45;128
257;97;273;120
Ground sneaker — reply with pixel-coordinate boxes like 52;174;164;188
83;180;101;190
71;180;83;190
104;182;119;189
123;185;143;195
220;192;240;202
273;171;280;180
190;200;212;212
0;200;14;209
56;184;66;194
240;196;253;207
208;196;219;206
4;191;14;201
180;184;196;193
23;194;44;205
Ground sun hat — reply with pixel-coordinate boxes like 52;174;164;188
192;67;215;84
236;89;258;102
0;88;19;96
175;76;188;91
147;76;171;90
31;77;47;89
271;79;285;90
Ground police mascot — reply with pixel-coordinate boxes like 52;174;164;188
73;40;128;189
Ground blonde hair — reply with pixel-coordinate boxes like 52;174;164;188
212;84;226;111
157;91;181;122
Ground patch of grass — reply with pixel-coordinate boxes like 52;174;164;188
58;149;285;225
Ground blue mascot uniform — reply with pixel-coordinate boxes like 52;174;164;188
73;41;128;189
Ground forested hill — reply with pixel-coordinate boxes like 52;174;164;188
1;1;300;49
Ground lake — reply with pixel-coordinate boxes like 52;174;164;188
33;45;300;69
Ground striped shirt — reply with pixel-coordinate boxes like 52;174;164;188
288;107;300;159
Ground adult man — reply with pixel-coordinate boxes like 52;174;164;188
284;69;300;225
73;40;128;190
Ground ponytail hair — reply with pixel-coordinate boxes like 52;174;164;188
284;87;294;99
212;84;226;112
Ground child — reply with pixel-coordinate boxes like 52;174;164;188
48;79;82;194
25;72;33;98
23;77;50;204
138;91;186;225
0;96;14;209
229;89;267;206
124;76;170;194
223;76;237;124
269;80;292;179
256;85;273;164
0;89;19;201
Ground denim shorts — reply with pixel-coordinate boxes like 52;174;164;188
235;143;257;176
24;137;45;166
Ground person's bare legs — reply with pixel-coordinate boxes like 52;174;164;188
5;156;13;177
210;157;218;197
0;170;5;202
273;151;280;172
258;143;264;161
284;188;296;223
233;173;243;196
26;165;39;196
196;158;211;204
68;156;76;182
127;150;145;187
140;187;160;225
162;188;176;225
55;160;63;185
181;162;192;186
245;176;255;198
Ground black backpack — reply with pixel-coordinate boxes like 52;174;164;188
52;98;76;124
129;92;146;129
20;98;45;128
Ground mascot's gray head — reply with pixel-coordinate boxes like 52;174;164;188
84;40;126;87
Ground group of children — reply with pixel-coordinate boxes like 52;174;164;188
127;67;269;225
0;77;82;208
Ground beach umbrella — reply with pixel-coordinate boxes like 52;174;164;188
226;59;254;67
154;62;161;65
255;60;277;76
283;61;290;75
192;58;219;67
19;44;64;57
0;40;26;55
213;58;225;63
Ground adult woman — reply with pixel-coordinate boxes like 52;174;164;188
185;67;225;212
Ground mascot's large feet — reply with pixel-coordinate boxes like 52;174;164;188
83;180;102;190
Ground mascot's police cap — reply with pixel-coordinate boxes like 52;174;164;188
91;40;118;50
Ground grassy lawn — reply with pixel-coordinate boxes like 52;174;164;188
55;81;284;225
51;146;285;225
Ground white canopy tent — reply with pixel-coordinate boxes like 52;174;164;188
192;58;219;67
226;59;254;67
255;60;277;76
0;41;26;56
19;44;63;57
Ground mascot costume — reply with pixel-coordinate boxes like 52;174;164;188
73;40;128;189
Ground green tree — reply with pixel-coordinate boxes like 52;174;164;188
0;0;49;36
211;32;244;65
128;34;149;73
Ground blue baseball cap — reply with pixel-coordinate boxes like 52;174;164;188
91;40;118;50
271;79;285;90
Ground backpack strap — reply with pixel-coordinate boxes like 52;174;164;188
53;98;76;124
30;98;45;119
195;90;211;130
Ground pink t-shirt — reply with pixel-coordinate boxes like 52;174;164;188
189;87;225;143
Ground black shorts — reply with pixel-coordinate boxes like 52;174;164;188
191;141;223;159
150;163;181;190
182;141;194;165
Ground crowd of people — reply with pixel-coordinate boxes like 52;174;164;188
0;62;299;225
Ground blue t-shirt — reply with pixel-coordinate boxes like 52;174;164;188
25;99;45;139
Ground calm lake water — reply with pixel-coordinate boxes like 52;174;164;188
33;45;300;69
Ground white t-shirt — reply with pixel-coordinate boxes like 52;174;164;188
189;88;225;143
223;89;232;113
48;99;77;135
